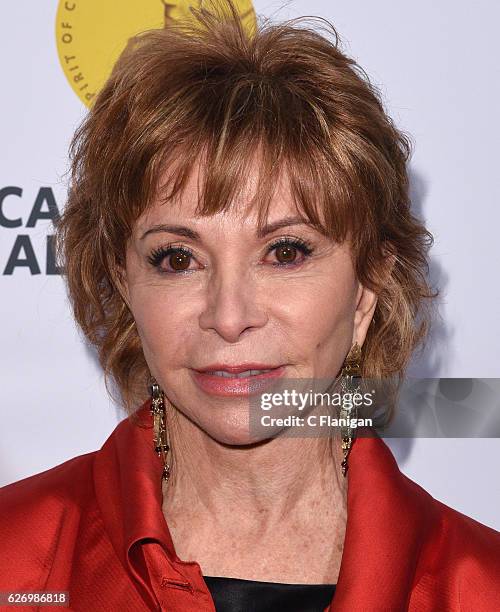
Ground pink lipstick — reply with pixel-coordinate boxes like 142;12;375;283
191;363;286;397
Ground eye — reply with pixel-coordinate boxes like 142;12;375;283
265;236;314;266
147;244;197;274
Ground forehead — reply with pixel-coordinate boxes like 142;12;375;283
135;149;302;235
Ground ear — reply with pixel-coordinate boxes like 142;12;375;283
352;283;378;348
352;243;396;347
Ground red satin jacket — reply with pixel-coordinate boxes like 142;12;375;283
0;398;499;611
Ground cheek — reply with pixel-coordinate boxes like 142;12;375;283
272;266;357;378
128;284;194;368
276;268;357;360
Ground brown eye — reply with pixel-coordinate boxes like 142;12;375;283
265;237;314;267
169;251;191;271
147;245;195;274
275;244;298;264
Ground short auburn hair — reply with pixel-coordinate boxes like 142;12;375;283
55;0;436;417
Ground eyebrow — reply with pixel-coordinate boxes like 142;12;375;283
139;216;310;241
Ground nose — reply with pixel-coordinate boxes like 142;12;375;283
198;265;268;343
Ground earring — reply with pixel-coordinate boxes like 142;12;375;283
339;342;362;477
150;377;171;484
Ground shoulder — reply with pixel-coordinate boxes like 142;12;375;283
416;493;500;607
438;497;500;551
438;498;500;576
0;452;97;589
0;451;96;518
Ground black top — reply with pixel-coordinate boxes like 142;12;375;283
203;575;336;612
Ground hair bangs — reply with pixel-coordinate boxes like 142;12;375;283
151;83;356;246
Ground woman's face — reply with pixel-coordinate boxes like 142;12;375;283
121;159;377;444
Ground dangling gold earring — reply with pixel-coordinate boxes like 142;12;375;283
150;376;171;484
339;342;362;477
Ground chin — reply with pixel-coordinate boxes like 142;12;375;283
203;415;273;447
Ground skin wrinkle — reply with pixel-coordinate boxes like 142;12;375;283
120;154;378;583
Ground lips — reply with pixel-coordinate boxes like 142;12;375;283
195;363;282;374
191;364;286;397
207;368;275;378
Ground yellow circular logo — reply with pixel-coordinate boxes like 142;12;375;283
56;0;256;107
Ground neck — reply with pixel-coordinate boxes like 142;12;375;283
161;405;347;532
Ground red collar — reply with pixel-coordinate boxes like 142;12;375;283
93;398;436;610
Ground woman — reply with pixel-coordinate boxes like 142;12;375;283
1;1;499;610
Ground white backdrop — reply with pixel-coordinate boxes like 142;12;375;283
1;1;499;531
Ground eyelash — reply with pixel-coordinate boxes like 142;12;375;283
146;236;314;275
